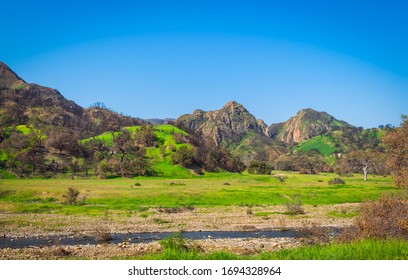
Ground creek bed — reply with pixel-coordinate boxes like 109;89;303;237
0;229;308;249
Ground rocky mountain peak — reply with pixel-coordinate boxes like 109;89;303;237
176;101;267;146
269;108;353;145
223;100;239;108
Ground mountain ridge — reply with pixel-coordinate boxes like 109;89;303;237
268;108;354;145
0;61;390;177
0;62;143;136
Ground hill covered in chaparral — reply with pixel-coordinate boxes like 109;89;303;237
0;61;387;178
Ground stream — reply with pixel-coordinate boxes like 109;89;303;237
0;229;311;249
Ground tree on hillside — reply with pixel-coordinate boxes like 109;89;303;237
295;150;325;174
134;124;157;147
45;128;72;155
171;146;196;168
193;139;245;173
113;129;135;162
345;150;381;181
384;115;408;188
2;130;46;177
247;160;273;175
276;154;297;171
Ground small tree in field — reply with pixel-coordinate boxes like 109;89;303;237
345;150;381;181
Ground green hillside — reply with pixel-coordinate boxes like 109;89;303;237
145;125;192;177
295;135;338;156
0;125;45;162
294;128;385;158
83;124;194;178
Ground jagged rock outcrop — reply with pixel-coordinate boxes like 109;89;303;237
177;101;268;146
176;101;286;163
269;108;353;145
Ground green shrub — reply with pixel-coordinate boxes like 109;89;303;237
328;178;345;185
247;160;273;175
63;187;80;205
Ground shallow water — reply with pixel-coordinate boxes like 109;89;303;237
0;230;297;249
0;228;341;249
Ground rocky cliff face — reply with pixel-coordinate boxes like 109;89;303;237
177;101;268;146
176;101;287;163
269;108;353;145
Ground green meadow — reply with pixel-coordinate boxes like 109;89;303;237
130;238;408;260
0;172;398;216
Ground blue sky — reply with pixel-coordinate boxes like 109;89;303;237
1;0;407;128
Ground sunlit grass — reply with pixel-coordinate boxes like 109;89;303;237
0;172;398;215
122;238;408;260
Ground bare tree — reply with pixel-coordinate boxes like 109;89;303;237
346;150;381;181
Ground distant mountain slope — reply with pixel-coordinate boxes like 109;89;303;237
269;108;354;145
294;127;385;156
176;101;286;163
176;101;268;146
145;118;175;125
0;62;142;136
0;61;26;89
2;61;387;170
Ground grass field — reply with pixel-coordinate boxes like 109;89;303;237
132;237;408;260
0;172;405;260
0;172;398;215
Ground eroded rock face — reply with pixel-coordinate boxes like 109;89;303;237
269;108;353;145
176;101;268;146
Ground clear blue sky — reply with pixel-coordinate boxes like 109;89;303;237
1;0;407;128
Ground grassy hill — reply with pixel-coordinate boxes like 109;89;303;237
83;124;195;178
295;134;338;156
294;128;385;159
0;125;44;162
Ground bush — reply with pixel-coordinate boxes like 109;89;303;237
285;196;305;215
93;225;113;242
63;187;80;205
157;206;195;213
160;233;188;252
274;174;287;183
171;146;196;167
247;160;273;175
339;193;408;241
328;178;345;185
